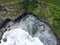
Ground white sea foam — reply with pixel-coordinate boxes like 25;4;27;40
0;15;58;45
0;28;44;45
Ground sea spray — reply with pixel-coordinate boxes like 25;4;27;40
0;13;59;45
0;28;44;45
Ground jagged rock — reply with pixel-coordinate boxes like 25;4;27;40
0;18;12;42
0;18;11;29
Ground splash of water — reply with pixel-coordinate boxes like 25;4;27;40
0;13;58;45
0;28;44;45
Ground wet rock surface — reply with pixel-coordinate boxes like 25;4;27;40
0;12;60;45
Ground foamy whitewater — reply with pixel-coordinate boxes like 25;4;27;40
0;14;59;45
0;28;44;45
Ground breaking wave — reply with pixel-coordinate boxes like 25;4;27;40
0;13;59;45
0;27;44;45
